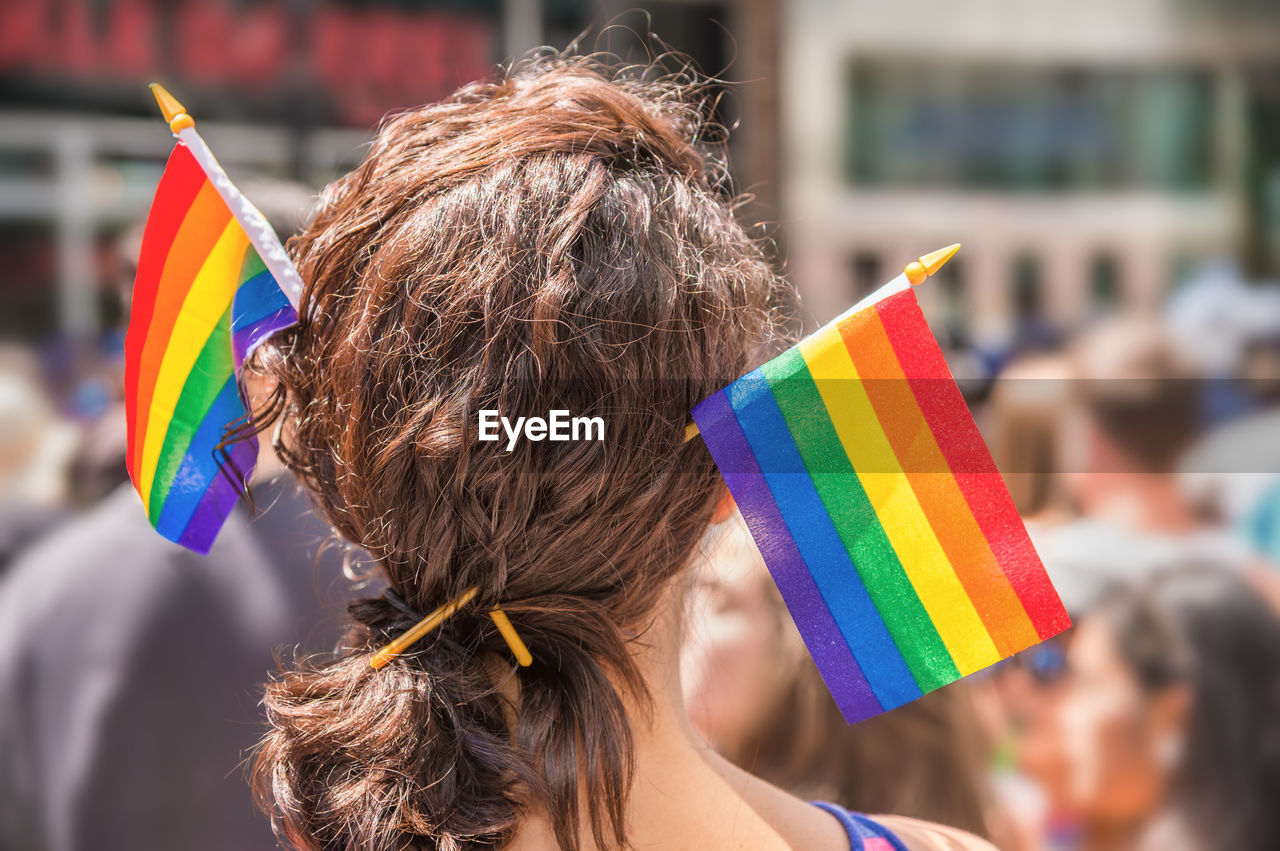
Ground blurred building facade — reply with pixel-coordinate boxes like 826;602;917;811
781;0;1280;350
9;0;1280;370
0;0;778;352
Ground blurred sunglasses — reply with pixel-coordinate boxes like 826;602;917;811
1014;642;1068;684
982;641;1068;685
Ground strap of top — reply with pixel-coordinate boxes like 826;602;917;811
812;801;911;851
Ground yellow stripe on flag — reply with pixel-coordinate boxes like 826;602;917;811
138;220;249;509
799;325;1001;675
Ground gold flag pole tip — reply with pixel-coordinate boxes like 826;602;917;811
903;243;961;286
149;83;194;133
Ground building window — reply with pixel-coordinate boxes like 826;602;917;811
844;62;1215;192
851;251;882;300
938;256;966;344
1013;253;1043;320
1090;253;1121;310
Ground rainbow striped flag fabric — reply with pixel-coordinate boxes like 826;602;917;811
692;277;1070;723
125;114;300;554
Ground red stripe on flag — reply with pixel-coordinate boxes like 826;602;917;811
874;291;1071;639
124;143;208;480
127;182;233;484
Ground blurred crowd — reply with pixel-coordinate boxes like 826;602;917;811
4;209;1280;849
0;180;359;849
2;4;1280;846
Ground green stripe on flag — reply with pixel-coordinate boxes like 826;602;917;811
147;305;236;524
761;347;958;691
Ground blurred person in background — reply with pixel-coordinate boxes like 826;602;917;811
0;398;353;850
981;352;1084;850
0;347;79;568
1033;564;1280;851
1182;329;1280;567
985;351;1076;530
683;509;1014;847
1008;315;1241;847
0;177;351;850
1168;264;1280;567
1032;315;1255;614
1163;260;1280;429
993;317;1280;850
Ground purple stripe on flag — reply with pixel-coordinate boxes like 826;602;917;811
231;305;296;366
692;388;882;723
174;433;257;555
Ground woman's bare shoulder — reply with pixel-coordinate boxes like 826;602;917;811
869;815;1000;851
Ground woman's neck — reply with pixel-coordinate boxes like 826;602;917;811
506;579;847;850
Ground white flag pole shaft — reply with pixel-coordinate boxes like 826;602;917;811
831;272;913;328
176;126;303;312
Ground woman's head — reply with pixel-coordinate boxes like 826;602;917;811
246;52;794;850
1061;315;1200;483
1052;565;1280;849
682;511;799;758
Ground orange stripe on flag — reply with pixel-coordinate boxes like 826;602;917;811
800;326;1000;674
129;182;232;482
839;306;1041;656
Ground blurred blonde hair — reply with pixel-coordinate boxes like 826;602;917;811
986;353;1074;520
715;513;1001;841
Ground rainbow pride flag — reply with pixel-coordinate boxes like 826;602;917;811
125;85;302;554
691;254;1070;723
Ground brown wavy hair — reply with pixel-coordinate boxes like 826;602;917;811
242;51;795;850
